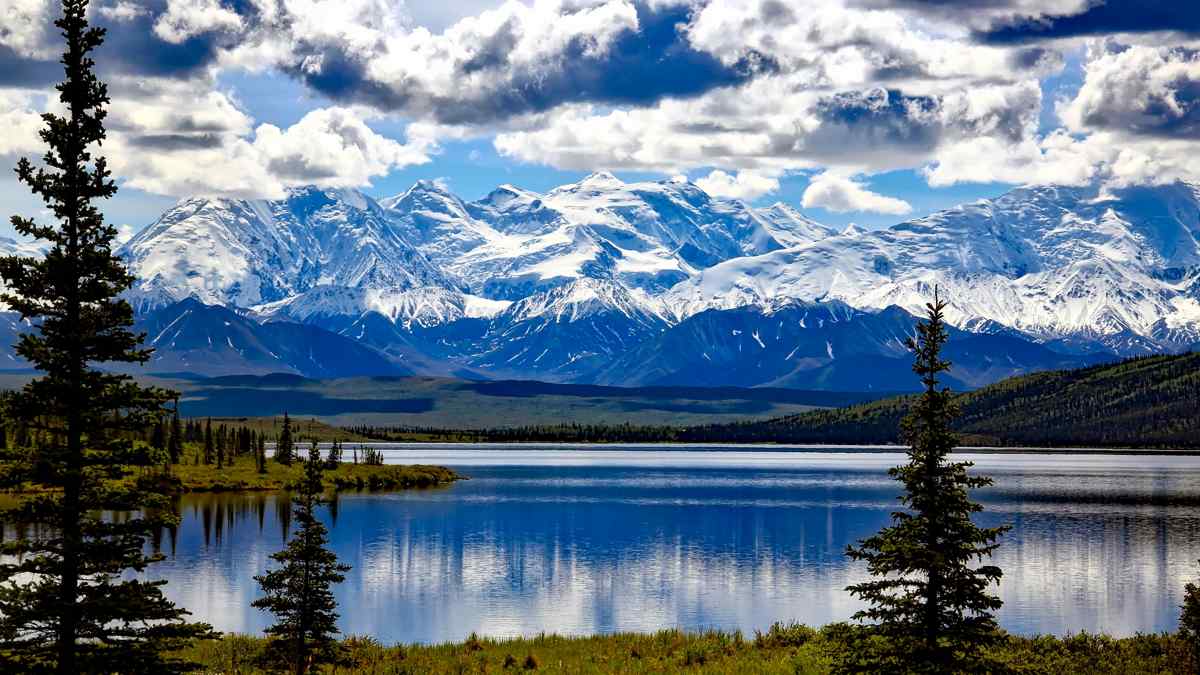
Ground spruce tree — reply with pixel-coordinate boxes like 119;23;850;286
325;440;341;469
276;412;294;465
216;424;225;469
257;433;268;475
0;1;214;671
253;445;350;674
151;415;166;455
202;418;213;465
168;403;183;465
841;291;1009;673
1182;567;1200;667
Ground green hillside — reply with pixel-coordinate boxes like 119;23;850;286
0;373;876;429
680;352;1200;449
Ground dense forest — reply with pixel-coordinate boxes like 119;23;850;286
348;352;1200;449
342;422;687;444
682;352;1200;448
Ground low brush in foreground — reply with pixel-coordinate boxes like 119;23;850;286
179;624;1194;674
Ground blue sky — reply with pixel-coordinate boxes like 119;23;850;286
1;0;1197;236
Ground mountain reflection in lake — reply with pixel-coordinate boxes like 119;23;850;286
145;447;1200;644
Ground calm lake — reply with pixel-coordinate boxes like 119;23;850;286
149;445;1200;643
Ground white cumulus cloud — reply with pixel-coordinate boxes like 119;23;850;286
0;92;45;156
801;172;912;215
154;0;244;44
251;107;432;187
695;170;780;201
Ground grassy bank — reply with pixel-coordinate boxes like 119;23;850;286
132;460;461;494
194;416;371;442
180;624;1193;674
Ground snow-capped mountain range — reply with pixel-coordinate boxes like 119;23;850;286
4;173;1198;388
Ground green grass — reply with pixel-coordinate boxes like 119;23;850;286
195;416;371;442
178;624;1196;674
136;459;461;494
156;375;855;428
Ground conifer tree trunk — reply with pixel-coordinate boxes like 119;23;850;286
0;2;214;671
841;289;1010;673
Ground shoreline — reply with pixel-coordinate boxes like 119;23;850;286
5;463;463;496
316;440;1200;456
160;462;462;494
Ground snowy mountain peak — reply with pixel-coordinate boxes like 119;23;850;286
121;185;459;314
504;276;664;324
577;171;623;187
381;180;469;217
477;184;542;211
669;180;1200;353
110;174;1200;387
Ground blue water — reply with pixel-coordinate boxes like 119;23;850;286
148;446;1200;643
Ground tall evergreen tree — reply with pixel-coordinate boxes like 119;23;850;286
1181;564;1200;667
841;291;1009;673
257;432;268;475
0;2;213;671
276;412;294;465
12;419;29;449
253;444;350;674
150;415;166;455
215;424;225;469
325;440;342;469
168;402;183;465
202;418;213;466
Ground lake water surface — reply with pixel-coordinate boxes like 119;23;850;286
150;445;1200;643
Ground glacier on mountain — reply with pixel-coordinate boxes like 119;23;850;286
0;173;1191;386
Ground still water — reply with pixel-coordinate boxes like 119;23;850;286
149;445;1200;643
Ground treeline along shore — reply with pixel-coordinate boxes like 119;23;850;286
343;351;1200;450
0;406;460;495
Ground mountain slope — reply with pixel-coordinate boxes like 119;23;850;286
682;351;1200;448
591;301;1100;391
99;176;1200;387
667;183;1200;352
133;298;409;378
120;186;463;315
464;278;670;381
383;172;837;300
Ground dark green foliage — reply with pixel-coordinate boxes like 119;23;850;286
168;402;183;465
276;412;294;465
840;293;1009;674
257;433;268;475
151;415;166;455
253;445;350;674
350;421;687;443
203;418;214;465
343;351;1200;448
1181;563;1200;665
12;418;28;448
685;351;1200;448
325;440;342;469
359;445;384;466
216;423;226;469
0;2;213;671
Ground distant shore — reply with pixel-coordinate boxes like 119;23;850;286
157;461;461;493
303;439;1200;456
4;462;463;496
